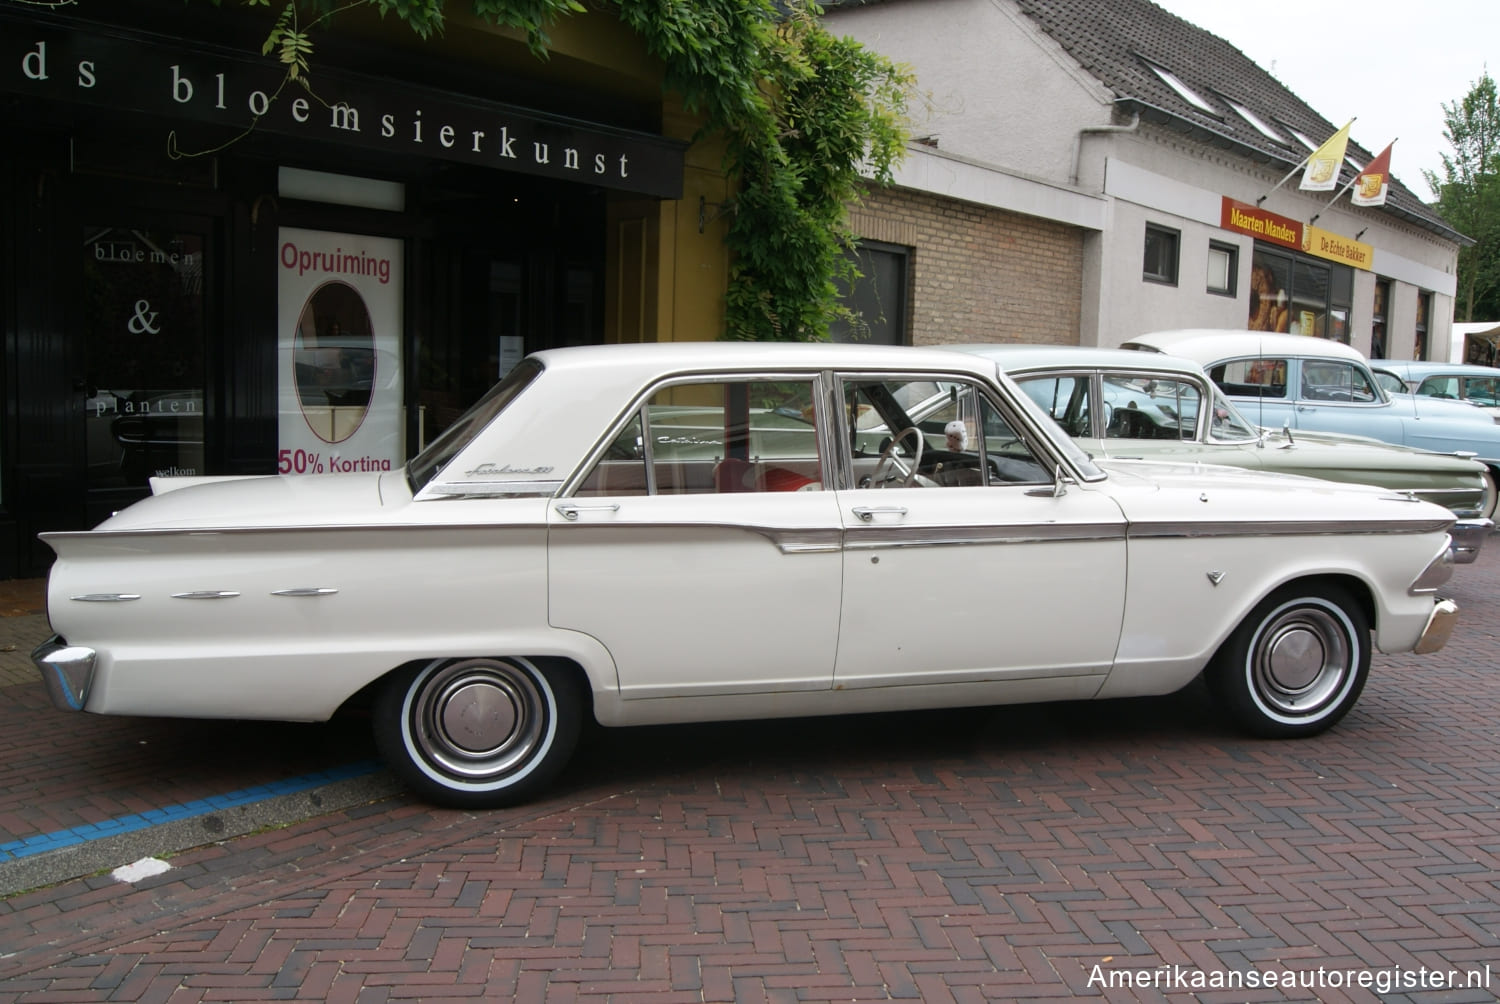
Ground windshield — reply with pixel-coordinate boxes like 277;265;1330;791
1205;387;1261;442
406;359;543;493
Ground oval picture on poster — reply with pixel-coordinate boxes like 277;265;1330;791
293;281;376;444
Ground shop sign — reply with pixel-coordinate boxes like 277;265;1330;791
1220;197;1303;252
1221;197;1373;272
4;20;685;199
277;228;404;475
1302;225;1373;271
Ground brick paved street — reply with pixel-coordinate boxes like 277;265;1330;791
2;547;1499;1002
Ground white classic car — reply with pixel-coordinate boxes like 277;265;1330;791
34;343;1461;808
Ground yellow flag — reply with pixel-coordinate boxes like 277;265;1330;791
1300;120;1353;192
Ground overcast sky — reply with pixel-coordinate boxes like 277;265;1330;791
1152;0;1493;201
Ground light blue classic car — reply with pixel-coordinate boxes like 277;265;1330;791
1124;331;1500;497
1370;359;1500;422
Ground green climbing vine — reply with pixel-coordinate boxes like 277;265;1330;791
207;0;913;340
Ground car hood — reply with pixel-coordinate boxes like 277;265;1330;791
92;473;391;531
1094;457;1452;526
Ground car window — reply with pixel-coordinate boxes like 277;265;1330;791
575;379;822;496
1017;375;1091;437
1417;375;1462;400
1206;387;1260;442
1210;358;1286;399
1301;361;1378;403
1465;376;1500;407
1100;374;1199;440
843;376;1050;487
1372;370;1407;396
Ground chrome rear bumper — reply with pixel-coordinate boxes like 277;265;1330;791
32;635;97;712
1450;519;1493;564
1414;598;1460;655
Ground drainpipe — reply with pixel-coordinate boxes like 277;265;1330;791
1071;111;1141;187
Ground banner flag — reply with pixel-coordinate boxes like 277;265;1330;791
1299;120;1353;192
1351;141;1394;207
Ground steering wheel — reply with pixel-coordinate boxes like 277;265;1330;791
871;427;925;488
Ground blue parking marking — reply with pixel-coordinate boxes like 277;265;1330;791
0;760;382;862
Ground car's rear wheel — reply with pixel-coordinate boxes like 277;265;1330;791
374;656;582;808
1207;584;1370;738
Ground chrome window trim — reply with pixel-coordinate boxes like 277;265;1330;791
549;520;842;555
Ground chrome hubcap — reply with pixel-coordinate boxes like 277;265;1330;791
1252;606;1350;717
410;659;547;781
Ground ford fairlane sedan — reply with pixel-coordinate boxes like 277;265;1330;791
34;343;1462;808
945;344;1495;555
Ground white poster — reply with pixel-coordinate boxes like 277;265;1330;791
277;228;403;475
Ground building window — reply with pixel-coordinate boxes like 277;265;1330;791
1371;278;1390;358
1248;247;1352;339
1143;224;1180;286
1207;241;1238;296
831;240;909;345
1415;291;1431;361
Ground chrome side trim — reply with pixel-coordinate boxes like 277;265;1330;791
171;590;241;600
421;480;562;499
551;520;843;554
41;522;551;541
69;593;141;603
32;636;96;712
270;587;340;597
1127;518;1454;539
846;522;1126;549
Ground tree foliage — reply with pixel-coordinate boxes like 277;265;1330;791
207;0;913;340
1425;71;1500;323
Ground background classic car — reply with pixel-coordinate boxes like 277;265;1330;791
1370;360;1500;422
34;343;1460;808
947;344;1497;539
1125;331;1500;497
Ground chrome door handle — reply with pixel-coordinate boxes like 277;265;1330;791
851;506;908;522
554;503;621;521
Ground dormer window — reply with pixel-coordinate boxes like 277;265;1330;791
1145;61;1219;115
1225;98;1286;143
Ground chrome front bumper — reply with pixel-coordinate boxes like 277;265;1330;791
1450;519;1493;564
32;635;97;712
1414;598;1460;655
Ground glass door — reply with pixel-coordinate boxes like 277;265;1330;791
81;223;209;522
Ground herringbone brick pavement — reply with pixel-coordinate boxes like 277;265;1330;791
2;551;1500;1001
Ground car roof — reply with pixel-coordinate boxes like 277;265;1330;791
526;340;999;382
1123;329;1367;366
940;342;1206;379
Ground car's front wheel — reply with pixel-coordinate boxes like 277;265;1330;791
1207;584;1370;738
1479;467;1499;520
374;656;582;808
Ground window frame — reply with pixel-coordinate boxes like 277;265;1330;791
1143;223;1181;286
1207;240;1239;297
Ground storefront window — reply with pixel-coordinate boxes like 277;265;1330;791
1249;248;1352;342
82;225;206;491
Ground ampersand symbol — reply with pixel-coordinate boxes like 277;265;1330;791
126;299;161;335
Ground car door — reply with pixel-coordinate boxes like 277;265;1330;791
548;374;842;701
831;372;1127;700
1285;357;1403;439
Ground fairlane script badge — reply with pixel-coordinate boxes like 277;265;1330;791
466;463;556;478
